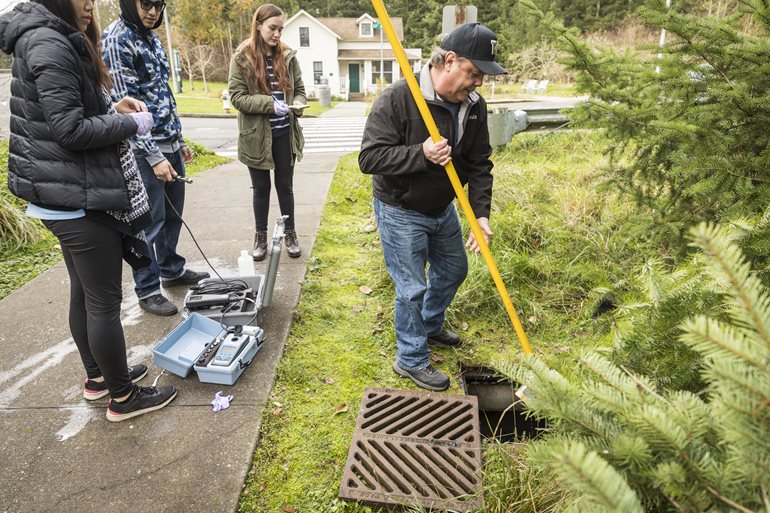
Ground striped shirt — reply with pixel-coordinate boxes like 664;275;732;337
267;56;290;137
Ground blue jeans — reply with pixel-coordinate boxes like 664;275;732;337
374;198;468;370
132;149;187;299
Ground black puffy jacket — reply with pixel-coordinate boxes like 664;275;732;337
0;2;138;211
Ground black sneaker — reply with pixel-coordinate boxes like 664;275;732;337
106;385;177;422
139;294;178;316
392;361;450;391
83;364;149;401
161;269;211;288
427;327;462;348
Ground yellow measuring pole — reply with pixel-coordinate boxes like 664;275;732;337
370;0;533;356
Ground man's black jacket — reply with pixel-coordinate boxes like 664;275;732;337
359;69;493;219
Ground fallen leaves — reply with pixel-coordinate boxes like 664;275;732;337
333;403;349;415
430;353;445;363
359;285;373;295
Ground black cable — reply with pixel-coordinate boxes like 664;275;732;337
162;185;260;329
163;188;225;282
191;280;249;295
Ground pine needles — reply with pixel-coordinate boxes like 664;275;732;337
498;223;770;513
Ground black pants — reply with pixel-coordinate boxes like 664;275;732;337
248;133;295;231
43;217;132;399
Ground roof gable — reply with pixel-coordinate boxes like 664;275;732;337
356;14;376;23
285;9;342;40
315;15;404;41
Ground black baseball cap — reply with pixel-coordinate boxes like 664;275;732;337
440;23;507;76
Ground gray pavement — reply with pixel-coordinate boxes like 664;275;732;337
0;106;351;513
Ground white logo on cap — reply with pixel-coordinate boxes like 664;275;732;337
490;39;497;56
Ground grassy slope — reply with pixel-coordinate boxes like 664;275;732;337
477;82;578;99
238;131;659;512
0;140;228;300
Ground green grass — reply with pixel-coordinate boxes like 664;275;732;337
185;139;230;176
175;80;229;98
0;139;227;301
176;96;337;117
174;79;337;116
478;81;579;99
176;96;232;115
238;130;661;512
0;140;57;300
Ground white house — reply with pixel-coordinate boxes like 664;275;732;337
282;10;423;99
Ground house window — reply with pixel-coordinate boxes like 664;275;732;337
360;22;372;36
299;27;310;47
371;61;393;85
313;61;323;84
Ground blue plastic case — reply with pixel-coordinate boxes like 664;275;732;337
152;313;264;385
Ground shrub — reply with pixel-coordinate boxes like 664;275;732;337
500;223;770;512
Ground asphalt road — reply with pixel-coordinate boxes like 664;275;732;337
180;116;239;154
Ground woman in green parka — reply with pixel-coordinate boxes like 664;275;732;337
228;3;306;260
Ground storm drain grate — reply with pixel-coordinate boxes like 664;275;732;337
340;387;484;512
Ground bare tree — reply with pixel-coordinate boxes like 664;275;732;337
173;35;197;91
191;44;216;93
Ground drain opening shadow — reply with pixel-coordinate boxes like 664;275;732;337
460;365;546;443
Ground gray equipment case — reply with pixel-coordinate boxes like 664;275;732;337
151;217;286;385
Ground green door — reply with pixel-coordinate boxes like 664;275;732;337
349;64;360;93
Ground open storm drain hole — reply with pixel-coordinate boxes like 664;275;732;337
459;365;546;442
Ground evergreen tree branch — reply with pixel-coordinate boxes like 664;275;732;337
690;223;770;345
541;441;645;513
681;317;770;377
704;485;759;513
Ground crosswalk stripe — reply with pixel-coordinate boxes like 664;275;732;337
216;116;368;157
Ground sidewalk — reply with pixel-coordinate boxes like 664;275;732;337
0;104;357;513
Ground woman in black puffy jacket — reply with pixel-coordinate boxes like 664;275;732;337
0;0;177;422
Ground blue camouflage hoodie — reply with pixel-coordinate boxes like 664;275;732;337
102;15;184;167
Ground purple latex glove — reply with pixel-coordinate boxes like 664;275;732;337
211;391;233;412
129;111;154;136
273;99;289;116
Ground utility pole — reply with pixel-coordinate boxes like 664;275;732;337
163;8;180;93
374;21;383;92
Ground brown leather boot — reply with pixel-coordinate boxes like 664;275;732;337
252;231;268;261
285;229;301;258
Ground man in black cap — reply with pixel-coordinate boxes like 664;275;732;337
359;23;506;391
102;0;209;316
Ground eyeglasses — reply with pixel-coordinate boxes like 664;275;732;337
139;0;166;12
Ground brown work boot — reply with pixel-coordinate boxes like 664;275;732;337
285;229;301;258
252;230;268;261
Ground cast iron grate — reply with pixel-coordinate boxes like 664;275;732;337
340;387;484;512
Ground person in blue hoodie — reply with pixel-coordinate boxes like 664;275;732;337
102;0;208;317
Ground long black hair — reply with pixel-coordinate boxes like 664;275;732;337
32;0;112;88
